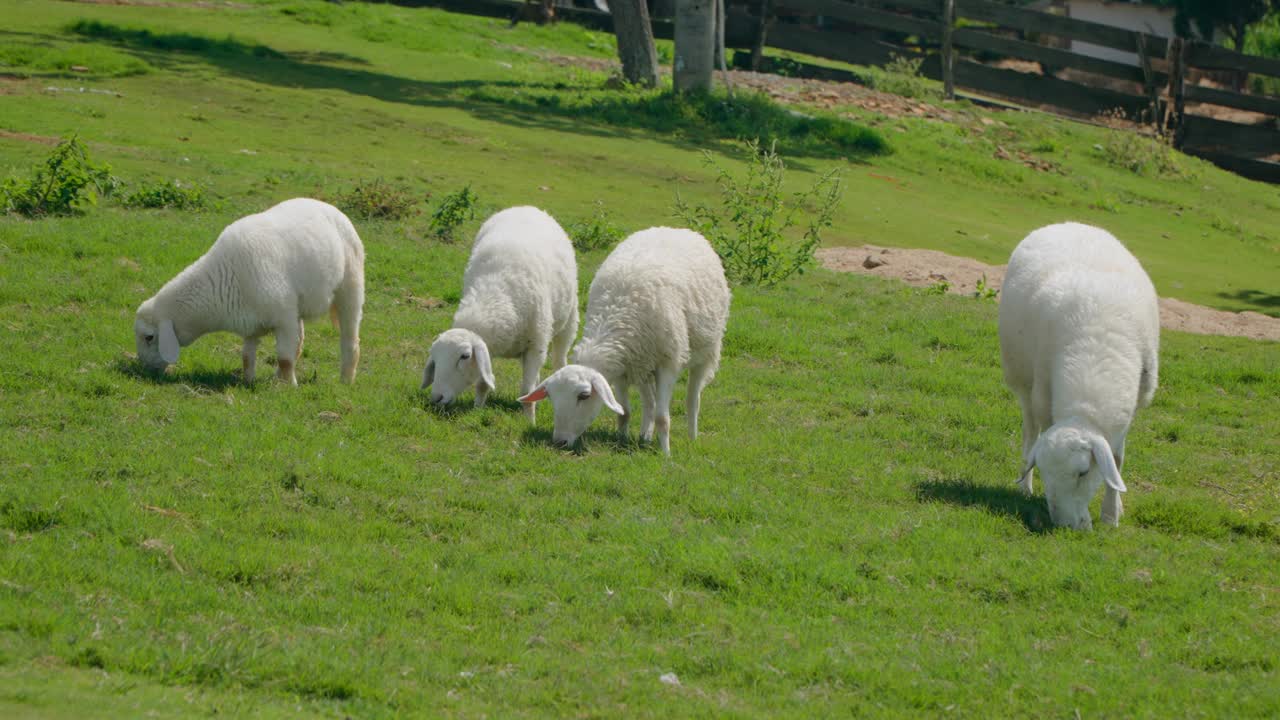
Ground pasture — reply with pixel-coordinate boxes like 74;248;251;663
1;0;1278;716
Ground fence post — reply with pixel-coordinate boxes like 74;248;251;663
1136;33;1158;127
1165;37;1186;146
750;0;773;72
942;0;956;99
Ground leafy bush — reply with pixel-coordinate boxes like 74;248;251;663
429;184;478;242
674;140;842;287
569;202;624;252
336;179;422;220
123;180;207;210
1099;129;1189;178
1;136;117;218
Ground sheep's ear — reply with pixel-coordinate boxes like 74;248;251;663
421;358;435;390
591;374;624;415
518;382;548;404
158;319;180;365
1091;435;1126;493
473;339;495;392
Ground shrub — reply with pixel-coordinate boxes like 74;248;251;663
335;178;422;220
863;53;937;100
122;180;207;210
569;202;624;252
674;140;842;287
1;136;117;217
1099;129;1188;178
429;184;478;242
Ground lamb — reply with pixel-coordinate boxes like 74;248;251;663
519;227;730;454
421;206;578;423
998;222;1159;530
133;197;364;385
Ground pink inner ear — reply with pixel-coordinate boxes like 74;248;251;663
520;387;548;403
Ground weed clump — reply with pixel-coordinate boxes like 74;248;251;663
336;179;422;220
674;140;842;287
123;180;207;210
1;136;118;217
569;201;624;252
429;184;478;242
862;54;937;100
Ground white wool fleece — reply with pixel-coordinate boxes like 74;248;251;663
422;205;578;422
999;222;1159;530
134;197;364;385
522;227;730;454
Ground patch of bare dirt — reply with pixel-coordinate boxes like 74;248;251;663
0;129;59;145
817;245;1280;342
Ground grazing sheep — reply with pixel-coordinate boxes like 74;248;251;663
134;198;364;385
421;206;578;422
520;227;730;454
999;222;1159;529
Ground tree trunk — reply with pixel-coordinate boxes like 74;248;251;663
675;0;715;93
750;0;773;72
612;0;659;87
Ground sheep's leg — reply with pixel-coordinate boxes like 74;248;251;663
550;309;576;371
1016;393;1036;495
296;319;305;363
638;380;656;443
335;284;364;385
517;348;546;422
653;367;677;456
1101;437;1127;527
274;321;301;386
241;336;260;384
615;381;632;439
686;362;713;441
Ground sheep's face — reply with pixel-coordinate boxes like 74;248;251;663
519;365;623;449
1030;425;1125;531
422;329;494;405
134;303;179;371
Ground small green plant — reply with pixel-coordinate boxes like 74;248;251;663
122;180;207;210
864;53;936;100
336;178;422;220
1;136;117;217
974;274;998;301
569;202;624;252
429;184;478;242
674;140;842;287
924;279;952;295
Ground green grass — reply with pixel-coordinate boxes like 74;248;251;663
1;1;1278;716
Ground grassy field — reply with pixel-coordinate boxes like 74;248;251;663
1;1;1278;717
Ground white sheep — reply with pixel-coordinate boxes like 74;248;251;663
999;222;1159;529
421;206;578;422
519;227;730;454
134;198;364;385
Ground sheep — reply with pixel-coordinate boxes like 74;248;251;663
421;206;578;423
519;227;730;454
998;222;1159;530
134;198;364;385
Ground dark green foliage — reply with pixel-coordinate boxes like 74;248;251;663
568;201;624;252
122;180;208;210
428;184;478;242
1171;0;1278;49
674;141;842;286
1;136;117;217
335;178;422;220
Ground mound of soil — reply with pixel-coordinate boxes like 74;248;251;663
817;245;1280;342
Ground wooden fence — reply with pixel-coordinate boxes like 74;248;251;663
727;0;1280;182
410;0;1280;181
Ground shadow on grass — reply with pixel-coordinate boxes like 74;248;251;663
1216;288;1280;317
65;20;888;162
115;358;247;392
412;391;526;416
915;478;1051;534
519;425;649;455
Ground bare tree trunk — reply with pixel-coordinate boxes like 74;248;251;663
675;0;715;93
612;0;659;87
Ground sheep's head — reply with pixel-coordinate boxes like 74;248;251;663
134;300;180;371
1025;423;1125;530
518;364;623;449
422;328;494;405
